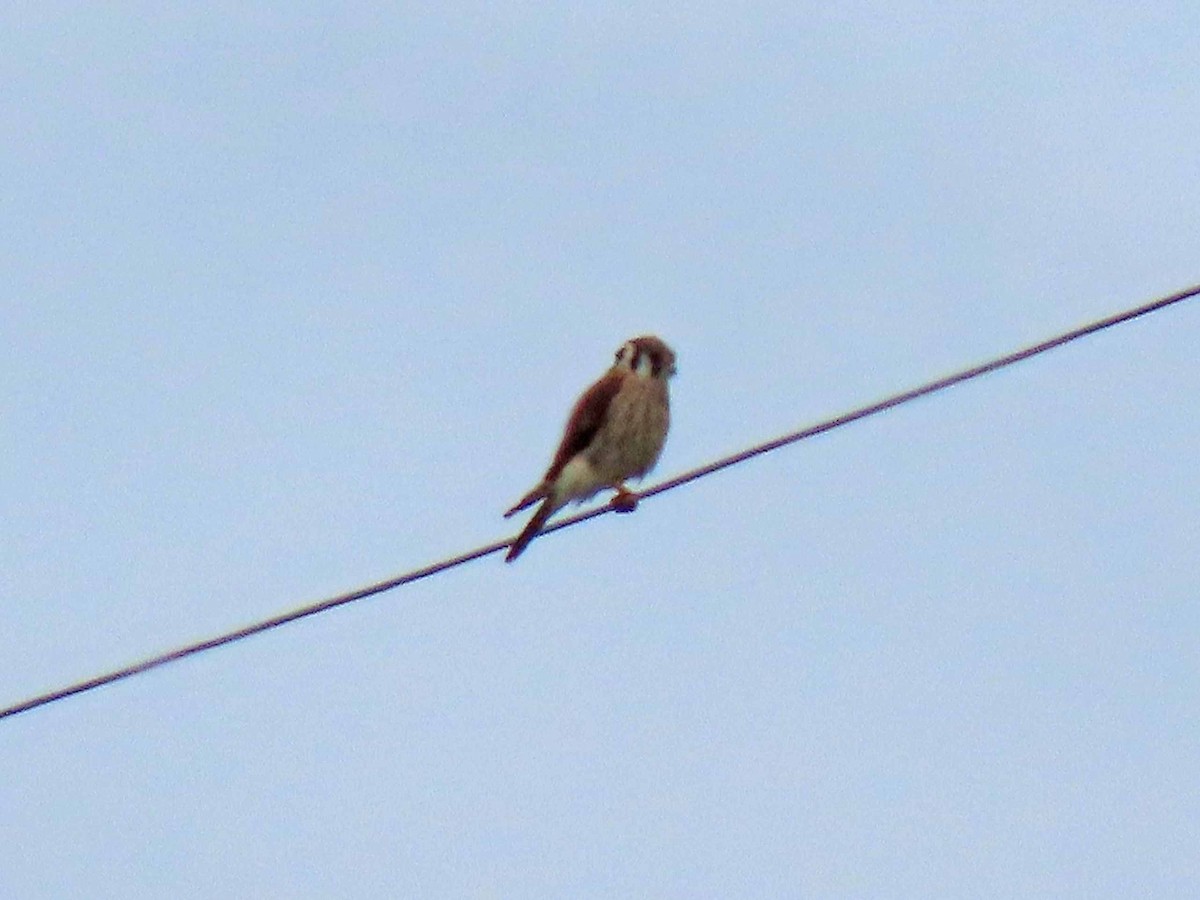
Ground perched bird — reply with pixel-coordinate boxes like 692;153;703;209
504;335;677;562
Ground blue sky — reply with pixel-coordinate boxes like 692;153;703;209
3;4;1198;897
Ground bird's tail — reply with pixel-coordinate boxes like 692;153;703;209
506;496;555;562
504;483;547;519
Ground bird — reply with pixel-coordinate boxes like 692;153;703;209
504;335;676;562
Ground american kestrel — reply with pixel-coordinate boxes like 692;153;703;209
504;335;677;562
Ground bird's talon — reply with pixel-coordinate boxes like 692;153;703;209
612;490;639;513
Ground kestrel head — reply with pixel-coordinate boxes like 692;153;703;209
614;335;677;380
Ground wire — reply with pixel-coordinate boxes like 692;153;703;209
3;282;1198;722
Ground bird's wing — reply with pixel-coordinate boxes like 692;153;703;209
543;368;623;483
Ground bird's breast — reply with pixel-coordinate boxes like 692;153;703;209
585;378;670;481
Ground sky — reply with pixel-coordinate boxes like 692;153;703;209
3;3;1199;897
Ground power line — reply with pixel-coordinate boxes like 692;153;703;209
3;282;1198;722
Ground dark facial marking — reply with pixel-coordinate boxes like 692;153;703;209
630;343;661;376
